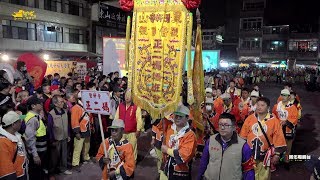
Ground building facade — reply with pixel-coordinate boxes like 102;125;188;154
238;0;319;66
0;0;90;60
238;0;265;62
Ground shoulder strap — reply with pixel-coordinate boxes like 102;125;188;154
13;146;18;163
257;120;272;147
77;104;88;122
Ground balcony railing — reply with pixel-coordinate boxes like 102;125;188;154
288;51;318;58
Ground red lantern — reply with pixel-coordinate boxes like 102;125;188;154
119;0;134;12
181;0;201;9
119;0;201;11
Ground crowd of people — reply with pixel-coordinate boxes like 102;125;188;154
0;60;318;180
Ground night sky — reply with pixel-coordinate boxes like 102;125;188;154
200;0;320;28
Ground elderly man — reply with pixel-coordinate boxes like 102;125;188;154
160;105;197;180
198;113;255;180
47;95;72;177
114;89;144;161
44;85;61;113
240;97;287;180
96;119;135;180
240;90;259;120
273;89;298;170
0;111;28;180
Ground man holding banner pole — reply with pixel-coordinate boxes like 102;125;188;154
96;119;135;180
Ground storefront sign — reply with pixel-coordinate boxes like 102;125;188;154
45;61;76;77
12;10;36;20
99;3;127;30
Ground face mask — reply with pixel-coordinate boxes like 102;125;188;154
106;79;111;83
206;105;212;111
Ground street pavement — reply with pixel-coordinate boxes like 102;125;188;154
57;82;320;180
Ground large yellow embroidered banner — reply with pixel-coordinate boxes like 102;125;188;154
129;0;190;118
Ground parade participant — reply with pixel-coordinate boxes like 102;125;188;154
160;105;197;180
226;80;241;101
114;89;144;161
240;97;287;180
197;113;255;180
290;92;302;120
273;89;298;170
13;61;32;87
240;90;259;120
0;111;28;180
70;93;91;172
151;114;174;176
253;84;263;97
203;97;220;133
213;88;223;110
220;93;241;127
47;95;72;177
234;72;245;88
277;83;300;103
96;119;135;180
234;87;251;111
25;96;48;179
205;88;213;102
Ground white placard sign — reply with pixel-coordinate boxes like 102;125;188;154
81;90;111;115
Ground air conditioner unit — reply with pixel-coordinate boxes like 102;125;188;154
54;26;61;32
47;26;61;32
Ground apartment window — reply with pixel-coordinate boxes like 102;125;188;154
9;0;26;6
289;40;318;52
44;26;57;42
264;40;286;52
242;18;262;30
44;0;61;12
244;2;264;11
68;1;83;16
68;28;84;44
241;38;261;49
2;20;36;40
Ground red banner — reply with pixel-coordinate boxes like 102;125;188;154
17;53;47;89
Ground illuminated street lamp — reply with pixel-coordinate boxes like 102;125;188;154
43;54;49;60
1;54;9;61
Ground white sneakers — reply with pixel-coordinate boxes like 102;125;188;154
63;170;73;175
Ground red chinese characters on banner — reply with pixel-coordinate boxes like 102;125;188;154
81;90;112;115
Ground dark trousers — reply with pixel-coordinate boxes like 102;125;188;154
49;139;68;175
276;76;282;83
29;151;48;180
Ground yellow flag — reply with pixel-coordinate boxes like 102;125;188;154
191;23;205;132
